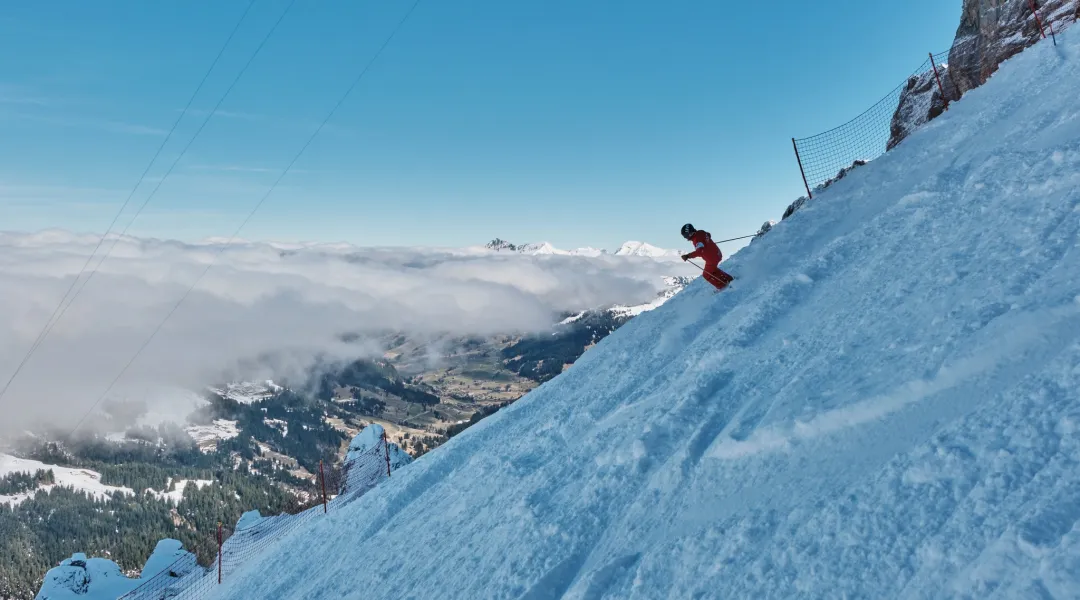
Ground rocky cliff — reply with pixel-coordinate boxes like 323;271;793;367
949;0;1076;96
887;0;1076;150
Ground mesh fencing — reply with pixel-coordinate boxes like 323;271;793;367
793;1;1078;195
117;437;391;600
793;46;961;193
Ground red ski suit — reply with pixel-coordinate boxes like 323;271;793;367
685;230;733;290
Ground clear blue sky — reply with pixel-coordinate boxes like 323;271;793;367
1;0;961;252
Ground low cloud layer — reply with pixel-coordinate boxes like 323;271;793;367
0;230;692;434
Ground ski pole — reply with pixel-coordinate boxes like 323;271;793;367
714;234;757;244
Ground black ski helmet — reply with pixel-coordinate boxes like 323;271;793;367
681;223;696;239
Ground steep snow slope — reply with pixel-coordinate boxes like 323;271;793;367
213;33;1080;599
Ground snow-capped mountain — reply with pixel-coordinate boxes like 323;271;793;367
567;247;606;257
203;27;1080;600
613;240;682;258
485;238;678;258
34;540;195;600
561;275;693;324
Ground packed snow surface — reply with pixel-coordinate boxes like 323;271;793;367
213;32;1080;599
0;454;133;506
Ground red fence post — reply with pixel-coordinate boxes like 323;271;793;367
1028;0;1047;39
217;522;223;584
319;460;328;513
383;431;392;477
791;138;813;200
929;52;949;111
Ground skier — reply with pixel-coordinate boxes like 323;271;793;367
680;223;734;291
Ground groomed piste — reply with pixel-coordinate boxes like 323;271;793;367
211;28;1080;600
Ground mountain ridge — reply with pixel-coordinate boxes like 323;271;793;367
484;238;681;258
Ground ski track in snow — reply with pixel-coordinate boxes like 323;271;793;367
211;31;1080;600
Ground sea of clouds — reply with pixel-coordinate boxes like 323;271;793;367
0;230;691;432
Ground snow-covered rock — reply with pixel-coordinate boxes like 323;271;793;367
776;160;868;225
345;424;411;470
755;220;777;239
515;242;569;256
209;27;1080;600
136;539;197;582
235;509;265;531
888;68;951;151
484;238;518;252
888;0;1077;150
34;554;133;600
34;540;194;600
184;419;239;453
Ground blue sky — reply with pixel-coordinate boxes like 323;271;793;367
0;0;961;252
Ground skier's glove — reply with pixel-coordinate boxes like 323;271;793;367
681;254;691;261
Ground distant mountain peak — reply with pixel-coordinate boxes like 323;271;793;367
485;238;518;252
614;241;681;258
484;239;676;258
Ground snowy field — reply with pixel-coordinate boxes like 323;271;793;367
205;30;1080;600
0;454;132;506
144;479;214;505
207;380;282;405
185;419;240;453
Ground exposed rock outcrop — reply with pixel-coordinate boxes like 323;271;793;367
949;0;1075;96
888;67;955;151
887;0;1076;149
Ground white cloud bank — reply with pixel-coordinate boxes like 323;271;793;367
0;230;694;433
